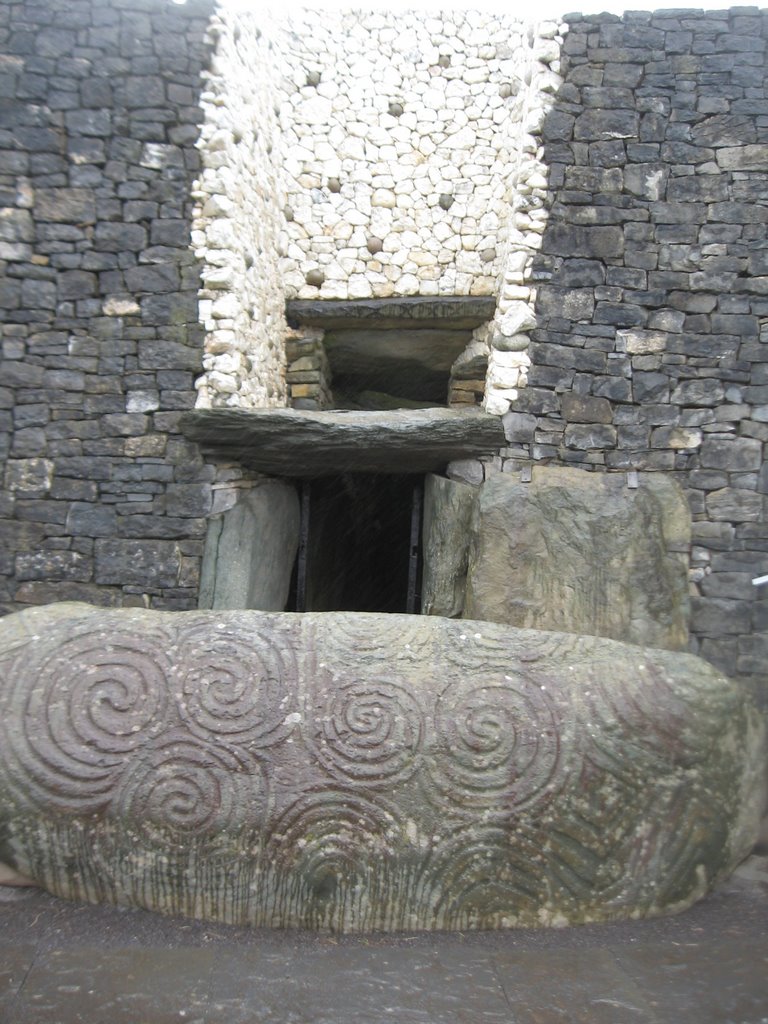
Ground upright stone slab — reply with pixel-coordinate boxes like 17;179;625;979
198;481;300;611
464;467;691;650
421;473;477;617
0;603;763;933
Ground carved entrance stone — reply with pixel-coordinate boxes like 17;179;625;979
0;603;763;932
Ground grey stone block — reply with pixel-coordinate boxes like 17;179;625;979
36;188;96;224
706;488;763;522
545;225;625;259
670;379;726;407
65;504;118;538
564;423;618;449
199;482;299;611
94;539;181;587
421;473;476;617
574;110;639;141
700;437;763;471
464;467;690;650
561;393;613;424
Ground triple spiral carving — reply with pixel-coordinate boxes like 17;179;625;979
174;627;299;749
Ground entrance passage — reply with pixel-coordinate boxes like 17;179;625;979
292;474;422;614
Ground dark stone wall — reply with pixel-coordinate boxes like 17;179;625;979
0;1;765;707
0;0;215;612
515;8;768;705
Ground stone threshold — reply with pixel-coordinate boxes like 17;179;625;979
285;296;497;331
179;407;505;477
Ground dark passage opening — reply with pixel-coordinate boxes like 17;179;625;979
290;473;422;613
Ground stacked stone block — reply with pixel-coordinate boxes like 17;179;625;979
0;0;216;613
496;9;767;706
285;328;333;410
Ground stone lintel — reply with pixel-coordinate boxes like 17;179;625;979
285;296;498;331
179;407;506;478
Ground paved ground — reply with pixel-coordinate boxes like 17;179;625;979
0;852;766;1024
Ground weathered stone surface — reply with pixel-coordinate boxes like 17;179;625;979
544;225;625;258
199;481;299;611
706;488;763;523
561;393;613;424
700;437;763;472
0;604;763;932
35;188;96;224
286;297;497;331
421;473;477;617
179;408;506;477
716;145;768;171
464;467;690;650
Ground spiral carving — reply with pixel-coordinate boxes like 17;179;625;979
0;626;171;813
304;674;425;786
0;606;753;933
430;673;563;816
112;730;267;847
174;627;299;750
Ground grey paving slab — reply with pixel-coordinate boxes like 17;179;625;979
0;854;765;1024
615;939;768;1024
205;943;513;1024
7;948;216;1024
492;946;659;1024
0;944;36;1018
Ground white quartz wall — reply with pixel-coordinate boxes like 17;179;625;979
193;6;565;413
192;9;289;408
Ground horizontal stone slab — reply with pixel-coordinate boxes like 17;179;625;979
286;296;497;331
179;407;506;477
0;604;764;933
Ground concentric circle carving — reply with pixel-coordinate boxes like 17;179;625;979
174;628;299;749
419;824;547;929
1;626;171;812
304;674;425;786
429;673;563;816
267;790;401;866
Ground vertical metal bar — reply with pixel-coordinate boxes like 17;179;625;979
406;479;422;615
296;480;311;612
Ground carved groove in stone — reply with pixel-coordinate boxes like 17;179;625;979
0;604;764;932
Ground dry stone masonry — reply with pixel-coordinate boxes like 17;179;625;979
0;1;766;716
192;7;565;414
491;10;768;709
0;0;218;616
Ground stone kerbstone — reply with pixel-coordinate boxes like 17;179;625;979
464;467;691;650
0;604;763;933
